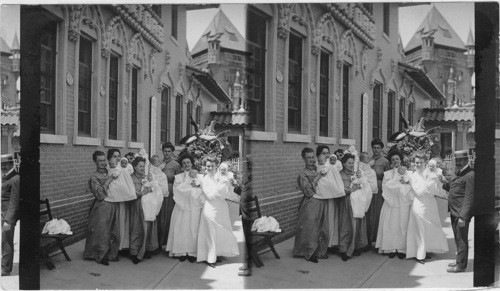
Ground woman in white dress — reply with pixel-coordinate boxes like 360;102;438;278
376;151;413;259
406;153;449;263
197;156;239;267
166;155;205;262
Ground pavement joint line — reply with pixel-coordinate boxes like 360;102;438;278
148;259;181;289
353;255;390;289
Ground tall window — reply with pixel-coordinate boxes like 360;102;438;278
408;102;414;126
383;3;390;36
246;8;266;129
319;51;329;136
78;37;92;136
171;5;178;40
196;105;201;126
109;55;119;140
388;91;395;139
131;67;138;142
186;100;193;136
175;94;182;144
160;87;170;143
372;83;382;140
342;64;350;139
399;97;406;131
288;33;302;133
40;21;57;134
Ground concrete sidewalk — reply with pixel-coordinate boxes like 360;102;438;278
247;216;474;289
40;201;246;290
35;206;475;289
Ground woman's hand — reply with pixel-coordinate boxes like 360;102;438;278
351;184;361;192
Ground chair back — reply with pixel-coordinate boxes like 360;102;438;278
242;195;262;221
40;198;53;222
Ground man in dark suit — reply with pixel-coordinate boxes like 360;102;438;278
1;154;20;276
442;150;474;273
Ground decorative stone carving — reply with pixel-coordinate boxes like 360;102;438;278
325;3;375;48
369;47;384;90
68;6;85;42
278;4;293;39
150;49;158;82
360;46;368;80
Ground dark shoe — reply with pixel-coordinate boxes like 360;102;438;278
318;254;328;259
353;250;361;256
448;262;457;267
188;256;196;263
179;256;187;262
207;262;216;268
239;265;250;271
425;253;432;260
388;252;396;259
100;259;109;266
131;256;140;264
396;252;405;260
307;255;318;263
216;257;222;263
144;252;152;259
329;247;339;254
108;257;120;262
238;269;252;276
416;259;425;264
118;249;129;256
340;253;350;261
447;266;465;273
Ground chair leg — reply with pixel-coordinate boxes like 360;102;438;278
251;249;263;268
267;238;280;259
40;246;55;270
56;240;71;261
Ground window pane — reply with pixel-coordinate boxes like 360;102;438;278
161;87;170;143
109;56;119;140
78;37;92;135
373;83;381;140
388;91;395;139
171;5;178;39
399;97;406;131
319;51;329;136
186;101;193;136
40;21;57;134
175;94;182;145
383;4;390;36
131;67;138;142
246;8;267;129
288;33;302;133
342;64;350;138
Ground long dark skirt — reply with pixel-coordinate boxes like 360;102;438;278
157;195;175;247
129;198;159;260
338;195;368;256
292;197;328;260
83;200;119;263
366;192;385;245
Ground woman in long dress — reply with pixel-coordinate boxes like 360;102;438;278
375;151;413;259
129;157;159;264
315;146;344;250
166;155;205;262
406;153;449;263
83;151;120;265
338;153;369;261
197;156;239;267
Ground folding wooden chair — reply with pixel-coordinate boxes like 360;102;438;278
247;195;280;268
40;198;72;270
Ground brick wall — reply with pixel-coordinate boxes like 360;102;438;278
39;5;208;244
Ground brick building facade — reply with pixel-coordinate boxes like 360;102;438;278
243;3;446;242
31;4;230;244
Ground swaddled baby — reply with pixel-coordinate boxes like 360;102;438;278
349;169;373;218
105;157;136;202
149;155;169;196
141;172;164;221
120;157;134;175
358;152;378;194
425;159;447;199
314;153;345;199
216;162;238;201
